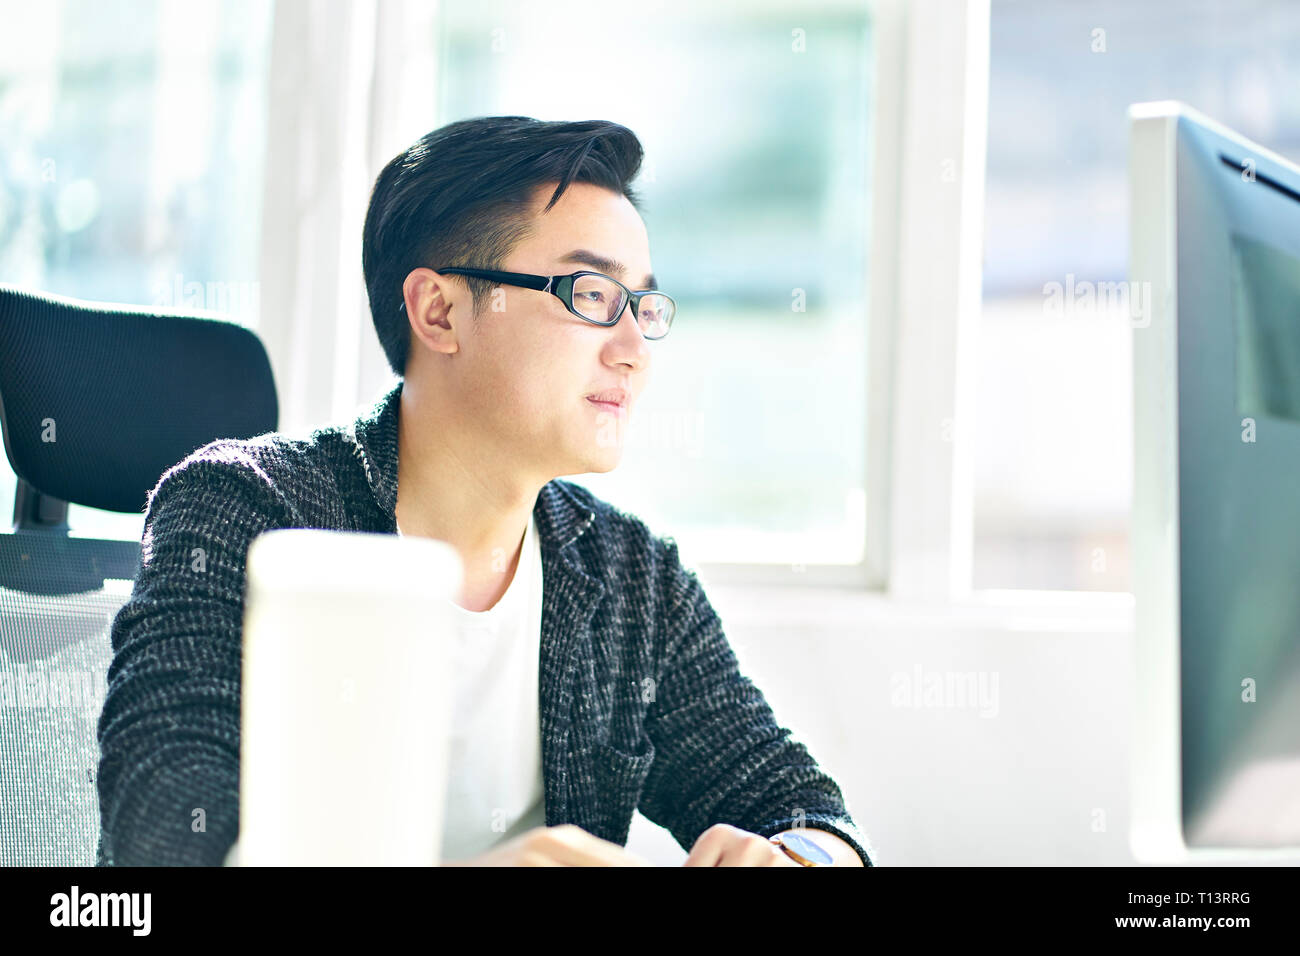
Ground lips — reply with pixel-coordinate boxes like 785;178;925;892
585;388;629;406
586;397;627;415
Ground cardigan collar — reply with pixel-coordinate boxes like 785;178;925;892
350;379;597;553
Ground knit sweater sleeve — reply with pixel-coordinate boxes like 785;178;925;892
637;537;878;867
95;444;292;866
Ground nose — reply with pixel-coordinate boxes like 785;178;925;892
610;297;652;367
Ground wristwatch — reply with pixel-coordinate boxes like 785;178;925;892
768;831;835;867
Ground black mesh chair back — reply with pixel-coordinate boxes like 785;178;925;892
0;284;277;865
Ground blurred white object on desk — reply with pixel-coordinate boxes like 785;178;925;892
238;528;462;866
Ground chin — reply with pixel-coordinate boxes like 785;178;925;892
554;451;621;479
584;449;623;474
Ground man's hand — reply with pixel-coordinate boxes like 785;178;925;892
440;824;654;867
682;823;806;866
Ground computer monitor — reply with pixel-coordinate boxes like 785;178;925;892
1130;100;1300;863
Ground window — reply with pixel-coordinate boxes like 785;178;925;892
977;0;1300;591
435;0;875;569
0;0;273;540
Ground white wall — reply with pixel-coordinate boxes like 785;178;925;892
627;584;1139;865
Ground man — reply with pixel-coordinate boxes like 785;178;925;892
96;116;876;867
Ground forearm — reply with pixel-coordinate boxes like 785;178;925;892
648;538;874;869
98;748;240;866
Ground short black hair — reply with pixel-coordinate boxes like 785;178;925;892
362;116;646;377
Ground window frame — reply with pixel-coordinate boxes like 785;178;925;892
694;0;991;600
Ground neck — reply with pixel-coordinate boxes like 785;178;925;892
395;378;543;609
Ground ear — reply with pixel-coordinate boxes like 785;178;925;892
403;267;460;356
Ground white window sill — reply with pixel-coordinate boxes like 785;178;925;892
699;581;1135;635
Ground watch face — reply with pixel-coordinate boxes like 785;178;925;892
780;832;835;866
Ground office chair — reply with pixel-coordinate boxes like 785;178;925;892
0;284;277;865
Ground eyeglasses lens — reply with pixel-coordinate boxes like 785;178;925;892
571;274;673;338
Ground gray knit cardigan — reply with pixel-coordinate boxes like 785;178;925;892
95;379;877;866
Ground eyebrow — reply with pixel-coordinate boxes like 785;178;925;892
558;249;657;291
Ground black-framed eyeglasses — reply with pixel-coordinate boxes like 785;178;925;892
433;267;676;340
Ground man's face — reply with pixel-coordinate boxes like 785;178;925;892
423;180;656;480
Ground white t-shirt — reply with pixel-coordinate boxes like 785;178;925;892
397;512;546;863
